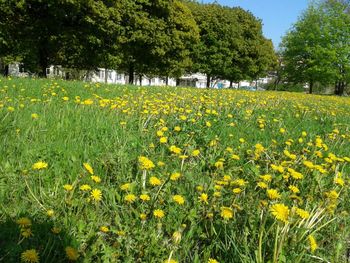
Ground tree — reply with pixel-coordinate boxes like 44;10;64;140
118;0;198;84
187;3;276;88
281;0;350;95
220;8;276;88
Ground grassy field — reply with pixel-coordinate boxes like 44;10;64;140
0;77;350;263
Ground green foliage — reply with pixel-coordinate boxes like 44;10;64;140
281;0;350;95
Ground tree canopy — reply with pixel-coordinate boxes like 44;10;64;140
281;0;350;95
0;0;276;85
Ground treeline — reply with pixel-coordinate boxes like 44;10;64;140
0;0;276;87
278;0;350;95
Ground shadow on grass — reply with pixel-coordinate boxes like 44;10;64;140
0;217;79;262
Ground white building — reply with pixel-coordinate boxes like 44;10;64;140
8;63;271;89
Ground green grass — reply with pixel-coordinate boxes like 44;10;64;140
0;77;350;262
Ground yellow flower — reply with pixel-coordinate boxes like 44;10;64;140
170;172;181;181
16;217;32;228
231;154;240;160
270;203;289;223
124;194;136;203
169;145;182;154
308;235;318;253
32;161;48;170
174;126;181;131
63;184;73;191
257;182;268;189
220;207;233;220
163;259;178;263
91;189;102;201
140;194;151;201
65;246;79;261
90;175;101;183
191;149;200;157
214;161;224;169
325;190;339;200
83;163;94;174
267;189;281;200
120;183;131;191
79;184;91;191
31;113;39;119
172;231;182;244
51;227;61;234
100;226;109;233
159;137;167;143
139;156;155;170
21;228;33;238
140;213;147;220
153;209;165;219
172;195;185;205
288;185;300;194
295;208;310;219
279;128;286;133
208;259;219;263
232;188;242;194
149;176;162;186
260;174;272;182
21;249;39;263
199;193;208;204
46;209;54;217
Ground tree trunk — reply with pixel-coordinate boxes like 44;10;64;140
39;48;48;78
229;80;233;88
255;79;258;90
206;74;211;88
105;68;108;83
165;76;169;86
139;75;142;86
336;81;345;96
309;80;313;94
4;65;9;77
128;63;134;85
176;78;180;86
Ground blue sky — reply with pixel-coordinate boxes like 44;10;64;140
201;0;309;49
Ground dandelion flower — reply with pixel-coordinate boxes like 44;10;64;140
170;172;181;181
90;175;101;183
149;176;162;186
21;228;33;238
138;156;155;170
91;189;102;201
140;194;151;202
63;184;73;191
172;195;185;205
267;189;281;200
32;161;48;170
192;149;200;157
21;249;39;263
120;183;131;191
16;217;32;228
65;246;79;261
83;163;94;174
295;208;310;219
208;259;219;263
199;193;208;204
308;235;318;253
79;184;91;191
124;194;136;203
153;209;165;219
46;209;54;217
100;226;109;233
220;207;233;220
270;203;289;223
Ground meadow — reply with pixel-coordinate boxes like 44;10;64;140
0;77;349;263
